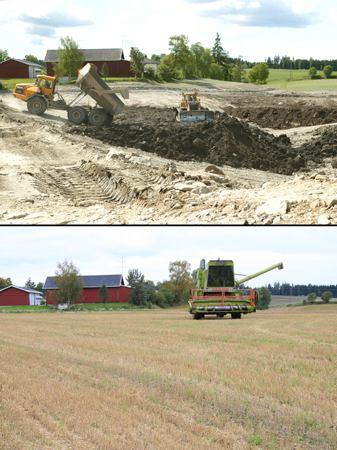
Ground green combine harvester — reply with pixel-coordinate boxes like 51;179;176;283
189;259;284;320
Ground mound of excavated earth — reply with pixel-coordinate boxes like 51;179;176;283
225;106;337;130
67;107;305;175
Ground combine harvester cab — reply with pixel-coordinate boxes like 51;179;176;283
189;259;283;320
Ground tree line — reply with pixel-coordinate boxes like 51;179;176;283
266;282;337;298
266;55;337;72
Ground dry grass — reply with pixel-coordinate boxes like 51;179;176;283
0;306;336;450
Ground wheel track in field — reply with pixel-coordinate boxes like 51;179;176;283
34;161;186;208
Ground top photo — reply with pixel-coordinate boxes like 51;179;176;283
1;0;336;225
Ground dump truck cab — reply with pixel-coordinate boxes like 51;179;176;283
189;259;283;320
13;75;57;102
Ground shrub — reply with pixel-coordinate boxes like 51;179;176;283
144;67;156;80
157;55;180;81
248;63;269;84
209;63;225;80
307;292;317;304
0;81;5;90
256;287;272;310
309;67;318;79
323;65;333;79
321;291;333;304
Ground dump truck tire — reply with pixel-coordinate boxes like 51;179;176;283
88;109;108;127
231;313;242;320
68;107;88;125
27;96;47;116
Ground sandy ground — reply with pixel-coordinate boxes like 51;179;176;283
1;81;337;224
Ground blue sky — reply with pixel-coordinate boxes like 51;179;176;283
1;0;337;61
0;227;336;287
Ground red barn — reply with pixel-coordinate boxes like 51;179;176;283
45;48;132;77
44;274;131;305
0;286;44;306
0;59;42;79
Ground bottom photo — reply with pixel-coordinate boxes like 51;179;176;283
0;226;336;450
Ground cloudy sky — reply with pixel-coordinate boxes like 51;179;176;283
1;0;337;61
0;227;336;287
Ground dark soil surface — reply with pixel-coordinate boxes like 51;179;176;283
68;107;305;175
67;106;337;175
225;106;337;129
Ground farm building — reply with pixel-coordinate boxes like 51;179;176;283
0;59;42;79
45;48;132;77
44;274;132;304
0;286;44;306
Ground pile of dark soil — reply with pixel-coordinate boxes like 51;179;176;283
300;129;337;163
225;106;337;130
68;107;305;175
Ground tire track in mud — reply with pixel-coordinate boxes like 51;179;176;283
33;161;186;208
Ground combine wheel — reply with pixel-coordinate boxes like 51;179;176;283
231;313;242;320
88;109;108;127
193;313;203;320
27;96;47;116
68;107;88;125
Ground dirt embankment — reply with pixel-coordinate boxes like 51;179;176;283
225;106;337;130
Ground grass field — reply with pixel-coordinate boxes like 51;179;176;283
0;306;336;449
0;78;35;90
0;303;150;313
265;69;337;91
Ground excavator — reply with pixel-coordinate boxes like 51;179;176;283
189;259;284;320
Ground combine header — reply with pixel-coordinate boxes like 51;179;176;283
189;259;283;320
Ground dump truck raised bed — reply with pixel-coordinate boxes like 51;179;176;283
13;64;129;127
189;259;284;320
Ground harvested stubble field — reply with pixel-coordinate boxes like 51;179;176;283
0;306;336;450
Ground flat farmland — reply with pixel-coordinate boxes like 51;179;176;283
0;307;336;449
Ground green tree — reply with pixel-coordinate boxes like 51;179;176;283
157;54;180;81
209;63;225;80
321;291;333;304
0;277;12;289
54;260;83;307
99;284;109;303
169;35;195;78
212;33;230;79
164;260;193;305
126;269;146;305
0;49;9;62
190;43;213;78
25;54;39;64
130;47;145;78
35;282;44;293
25;278;36;289
249;63;270;84
323;65;333;79
55;36;84;78
309;67;318;79
257;287;272;310
231;59;246;82
307;292;317;304
212;33;228;66
100;62;110;79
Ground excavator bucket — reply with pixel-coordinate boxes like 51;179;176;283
177;109;215;124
